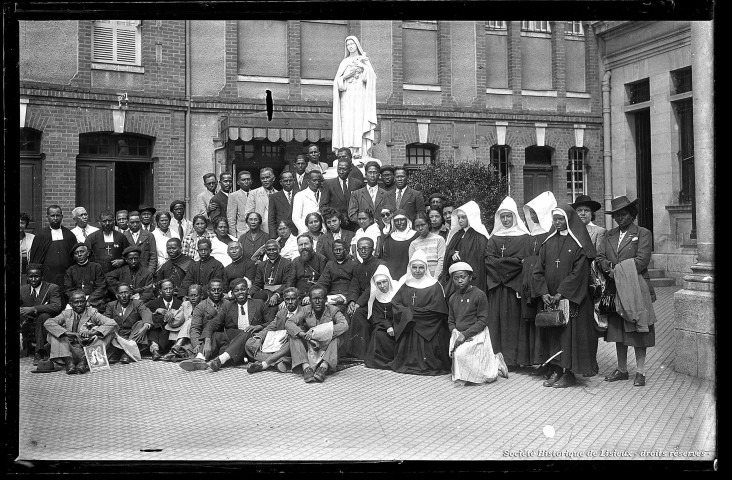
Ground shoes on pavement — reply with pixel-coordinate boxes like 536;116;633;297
277;361;291;373
303;366;315;383
313;364;328;382
208;357;222;372
76;359;90;374
247;362;264;374
531;364;550;377
634;373;646;387
543;369;563;387
179;358;209;372
152;351;162;361
120;353;131;364
604;369;629;382
161;352;177;362
552;371;577;388
65;358;78;375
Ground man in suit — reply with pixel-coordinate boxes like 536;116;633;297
86;210;130;275
169;200;193;241
268;170;296;239
104;283;154;364
291;170;323;236
194;173;218;218
317;207;355;262
378;165;397;193
70;206;99;243
144;279;184;360
29;205;78;294
293;154;309;192
304;144;330;175
245;167;279;235
208;171;233;224
106;246;155;303
21;264;64;364
124;211;158;274
335;147;365;183
385;166;425;222
44;290;119;374
227;170;253;238
138;204;157;233
348;161;394;230
184;279;228;364
320;159;364;231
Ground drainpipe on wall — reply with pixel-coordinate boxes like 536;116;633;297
185;20;192;219
601;69;613;230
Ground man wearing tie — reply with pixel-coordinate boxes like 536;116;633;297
244;167;279;235
21;264;64;364
320;159;364;231
385;166;425;222
124;211;158;274
348;161;394;230
169;200;193;241
70;206;99;243
208;171;233;224
144;279;183;360
291;170;324;236
293;154;309;192
138;204;157;233
335;147;365;183
268;170;297;239
227;170;253;238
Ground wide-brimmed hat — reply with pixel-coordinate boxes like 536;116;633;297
569;195;602;212
138;204;157;214
31;358;58;373
605;195;638;214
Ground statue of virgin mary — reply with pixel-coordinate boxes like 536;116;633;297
332;36;377;160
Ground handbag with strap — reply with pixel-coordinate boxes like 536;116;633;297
597;278;617;315
535;299;571;327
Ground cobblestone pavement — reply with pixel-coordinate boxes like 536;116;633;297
14;286;716;464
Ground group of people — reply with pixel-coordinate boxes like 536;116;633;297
20;145;656;387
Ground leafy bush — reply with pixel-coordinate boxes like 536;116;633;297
409;157;508;231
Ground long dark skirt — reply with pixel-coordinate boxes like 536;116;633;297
605;313;656;348
540;298;596;375
364;328;396;370
486;285;524;366
388;324;451;376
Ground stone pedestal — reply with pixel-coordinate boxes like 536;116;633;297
673;264;714;380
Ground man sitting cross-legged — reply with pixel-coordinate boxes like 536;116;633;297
286;284;349;383
197;278;269;372
180;279;229;369
44;291;118;374
161;283;203;362
245;287;299;374
104;283;153;364
144;279;184;361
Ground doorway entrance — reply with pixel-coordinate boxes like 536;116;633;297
523;146;554;203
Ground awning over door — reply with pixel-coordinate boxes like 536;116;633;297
220;111;332;143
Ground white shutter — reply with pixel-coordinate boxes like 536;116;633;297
92;21;115;62
92;20;140;65
116;26;138;64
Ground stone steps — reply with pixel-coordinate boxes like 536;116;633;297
651;277;677;287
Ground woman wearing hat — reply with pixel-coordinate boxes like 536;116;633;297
596;196;656;387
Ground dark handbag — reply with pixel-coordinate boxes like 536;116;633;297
535;299;570;327
597;279;617;315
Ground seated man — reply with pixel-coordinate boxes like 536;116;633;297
155;237;193;298
20;264;64;364
222;241;257;292
144;279;183;360
250;239;294;321
245;287;299;374
285;284;349;383
316;239;356;314
288;233;328;305
179;238;225;299
106;246;155;303
44;290;118;374
182;279;228;366
64;242;108;310
161;283;203;362
104;283;153;363
193;278;268;372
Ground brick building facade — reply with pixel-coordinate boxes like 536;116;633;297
19;20;603;231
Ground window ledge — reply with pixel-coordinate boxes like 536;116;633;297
485;29;508;36
301;78;334;86
670;91;693;102
404;84;442;92
521;31;552;39
567;91;591;99
238;75;289;84
624;101;650;113
91;62;144;74
521;90;557;97
564;34;586;41
486;88;513;95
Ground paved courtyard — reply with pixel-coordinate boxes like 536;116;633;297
13;286;716;466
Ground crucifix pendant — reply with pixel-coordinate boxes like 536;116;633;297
533;239;538;252
105;245;113;256
500;244;506;257
555;259;561;268
411;292;417;306
267;271;275;284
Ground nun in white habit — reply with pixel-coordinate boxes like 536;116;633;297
363;264;403;370
443;201;490;297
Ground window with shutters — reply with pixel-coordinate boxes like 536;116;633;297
566;148;586;200
92;20;141;66
565;21;584;36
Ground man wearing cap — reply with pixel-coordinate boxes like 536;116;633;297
86;209;130;275
124;211;158;274
105;246;155;303
21;263;64;364
228;170;254;237
156;238;193;299
44;291;119;374
144;279;183;360
169;200;193;241
378;165;397;193
138;204;157;232
194;173;218;218
104;283;154;364
427;193;448;215
385;166;424;222
29;205;78;297
70;206;99;243
222;241;257;291
64;243;108;310
208;171;234;224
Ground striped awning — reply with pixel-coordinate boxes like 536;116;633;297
220;111;332;143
